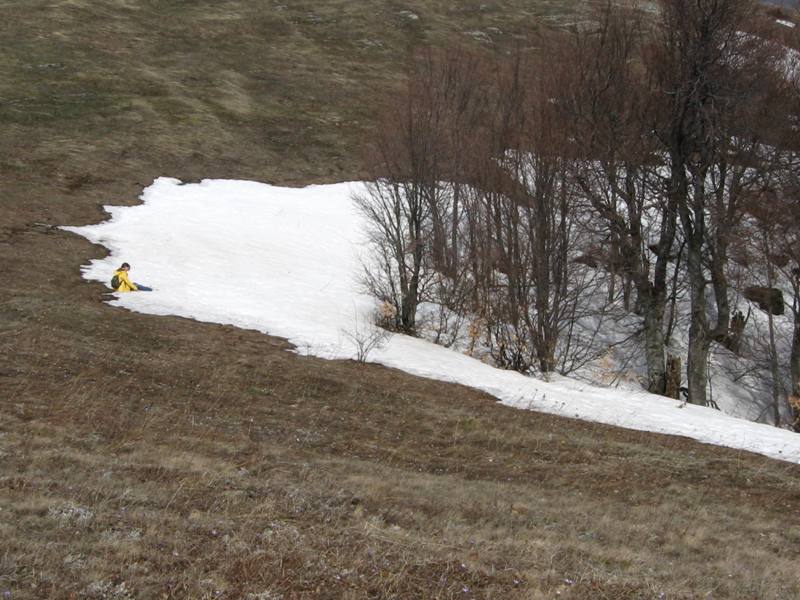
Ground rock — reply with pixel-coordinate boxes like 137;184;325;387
769;253;790;268
466;30;491;43
743;286;784;315
572;254;599;269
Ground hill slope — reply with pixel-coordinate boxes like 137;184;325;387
2;2;800;598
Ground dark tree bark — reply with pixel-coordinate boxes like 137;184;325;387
565;4;675;394
649;0;780;405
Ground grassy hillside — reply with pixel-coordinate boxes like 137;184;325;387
0;0;587;191
2;1;800;598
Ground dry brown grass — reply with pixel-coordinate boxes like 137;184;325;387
2;1;800;598
3;319;800;598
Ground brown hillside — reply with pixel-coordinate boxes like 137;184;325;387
1;2;799;598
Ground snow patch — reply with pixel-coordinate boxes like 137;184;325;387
63;178;800;464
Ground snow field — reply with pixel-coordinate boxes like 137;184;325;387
63;178;800;464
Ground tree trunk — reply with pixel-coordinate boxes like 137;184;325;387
788;308;800;431
685;237;710;406
665;354;681;399
764;234;782;427
641;289;667;394
686;325;710;406
791;317;800;400
401;286;417;333
767;310;782;427
633;191;676;396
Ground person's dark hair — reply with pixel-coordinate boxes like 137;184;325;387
120;262;130;270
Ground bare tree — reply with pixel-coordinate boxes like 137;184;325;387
647;0;784;405
462;49;602;375
564;2;679;394
355;177;429;334
355;50;480;334
757;164;800;430
354;0;800;418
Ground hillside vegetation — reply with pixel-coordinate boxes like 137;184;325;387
1;1;800;598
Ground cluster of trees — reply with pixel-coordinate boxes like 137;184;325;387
355;0;800;428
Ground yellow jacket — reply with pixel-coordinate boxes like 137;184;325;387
113;269;138;292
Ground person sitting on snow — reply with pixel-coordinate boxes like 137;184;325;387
111;263;151;292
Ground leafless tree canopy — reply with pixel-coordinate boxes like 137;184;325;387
354;0;800;427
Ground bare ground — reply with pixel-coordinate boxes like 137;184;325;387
1;2;799;598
